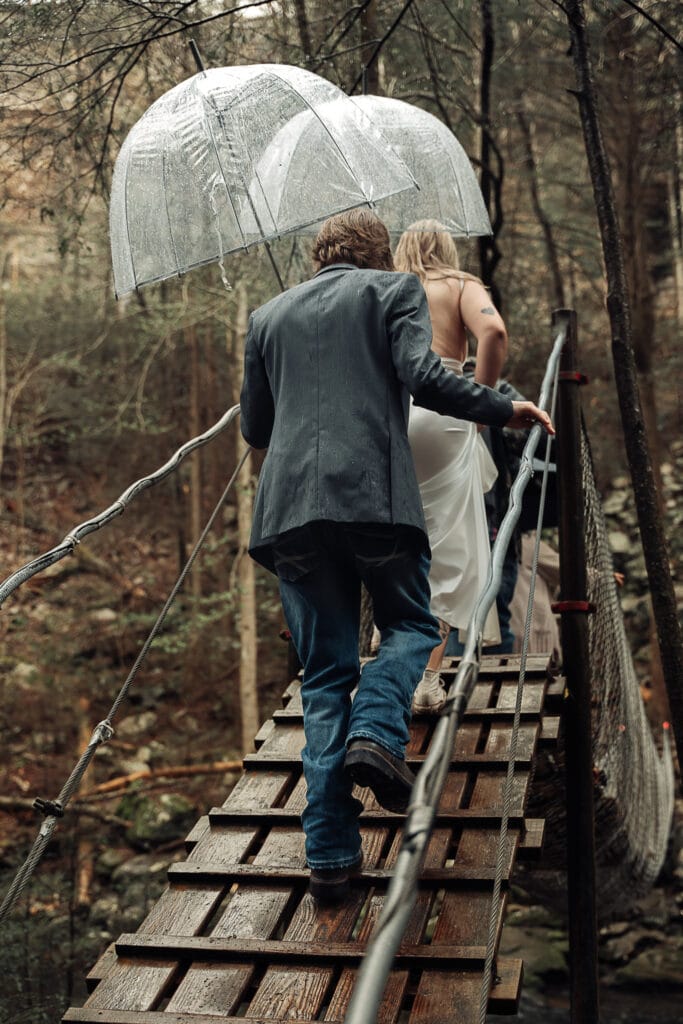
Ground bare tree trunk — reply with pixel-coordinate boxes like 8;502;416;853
0;251;16;486
292;0;313;65
606;12;664;506
0;290;6;485
516;103;566;308
360;1;380;94
186;322;202;599
669;79;683;330
231;284;259;754
75;696;94;909
565;0;683;775
477;0;503;309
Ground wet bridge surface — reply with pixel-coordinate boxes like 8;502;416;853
63;653;559;1024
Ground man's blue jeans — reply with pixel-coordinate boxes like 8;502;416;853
275;522;440;870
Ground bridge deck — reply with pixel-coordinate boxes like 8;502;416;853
63;654;558;1024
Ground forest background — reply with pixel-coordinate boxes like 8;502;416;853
0;1;681;1022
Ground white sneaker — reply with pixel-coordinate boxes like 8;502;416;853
412;668;447;714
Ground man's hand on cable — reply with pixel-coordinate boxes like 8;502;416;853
506;400;555;434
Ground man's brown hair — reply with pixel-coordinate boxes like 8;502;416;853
312;209;394;272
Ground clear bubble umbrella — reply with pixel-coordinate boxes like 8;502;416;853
269;94;491;240
109;64;418;297
351;95;491;237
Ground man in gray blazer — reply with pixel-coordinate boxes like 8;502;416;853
240;210;552;903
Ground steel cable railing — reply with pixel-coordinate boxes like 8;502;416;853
0;404;242;609
344;318;568;1024
0;405;247;925
475;362;560;1024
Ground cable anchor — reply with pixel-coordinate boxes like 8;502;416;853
33;797;64;818
90;719;114;746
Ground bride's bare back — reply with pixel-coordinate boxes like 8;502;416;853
423;273;508;387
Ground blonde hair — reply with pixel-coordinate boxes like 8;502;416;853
394;219;481;285
312;209;394;272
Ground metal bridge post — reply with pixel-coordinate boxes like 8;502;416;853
554;308;600;1023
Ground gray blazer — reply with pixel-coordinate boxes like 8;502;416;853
240;263;513;572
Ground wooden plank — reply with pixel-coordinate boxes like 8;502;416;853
245;889;366;1019
166;860;514;886
409;957;523;1020
443;655;551;676
496;680;546;712
322;727;450;1023
243;751;534;770
540;715;561;744
223;769;295;811
518;818;545;860
164;889;292;1014
469;770;530;813
453;720;484;759
166;961;254;1016
115;934;496;966
254;717;276;748
464;680;495;709
207;807;532;827
78;958;179;1014
488;957;524;1013
405;740;533;1023
184;771;293;851
409;967;484;1024
484;721;539;762
84;770;297;1011
66;1013;370;1024
65;1012;332;1024
85;943;117;991
272;705;546;724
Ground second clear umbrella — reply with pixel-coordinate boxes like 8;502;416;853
270;94;491;239
351;94;491;237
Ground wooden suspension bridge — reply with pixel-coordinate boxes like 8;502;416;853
62;652;560;1024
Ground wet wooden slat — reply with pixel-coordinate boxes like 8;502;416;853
116;933;493;964
78;958;178;1015
207;806;535;827
243;751;534;770
152;780;308;1015
409;967;484;1024
65;1014;328;1024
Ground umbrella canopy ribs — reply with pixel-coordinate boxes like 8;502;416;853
109;63;418;296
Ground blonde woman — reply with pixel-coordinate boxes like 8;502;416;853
394;220;508;712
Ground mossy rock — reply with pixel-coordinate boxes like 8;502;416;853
117;791;196;848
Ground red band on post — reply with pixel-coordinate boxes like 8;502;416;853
551;600;595;614
558;370;589;385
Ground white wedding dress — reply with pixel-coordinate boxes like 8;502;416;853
408;356;501;645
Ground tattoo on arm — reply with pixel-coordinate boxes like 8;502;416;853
480;306;496;315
